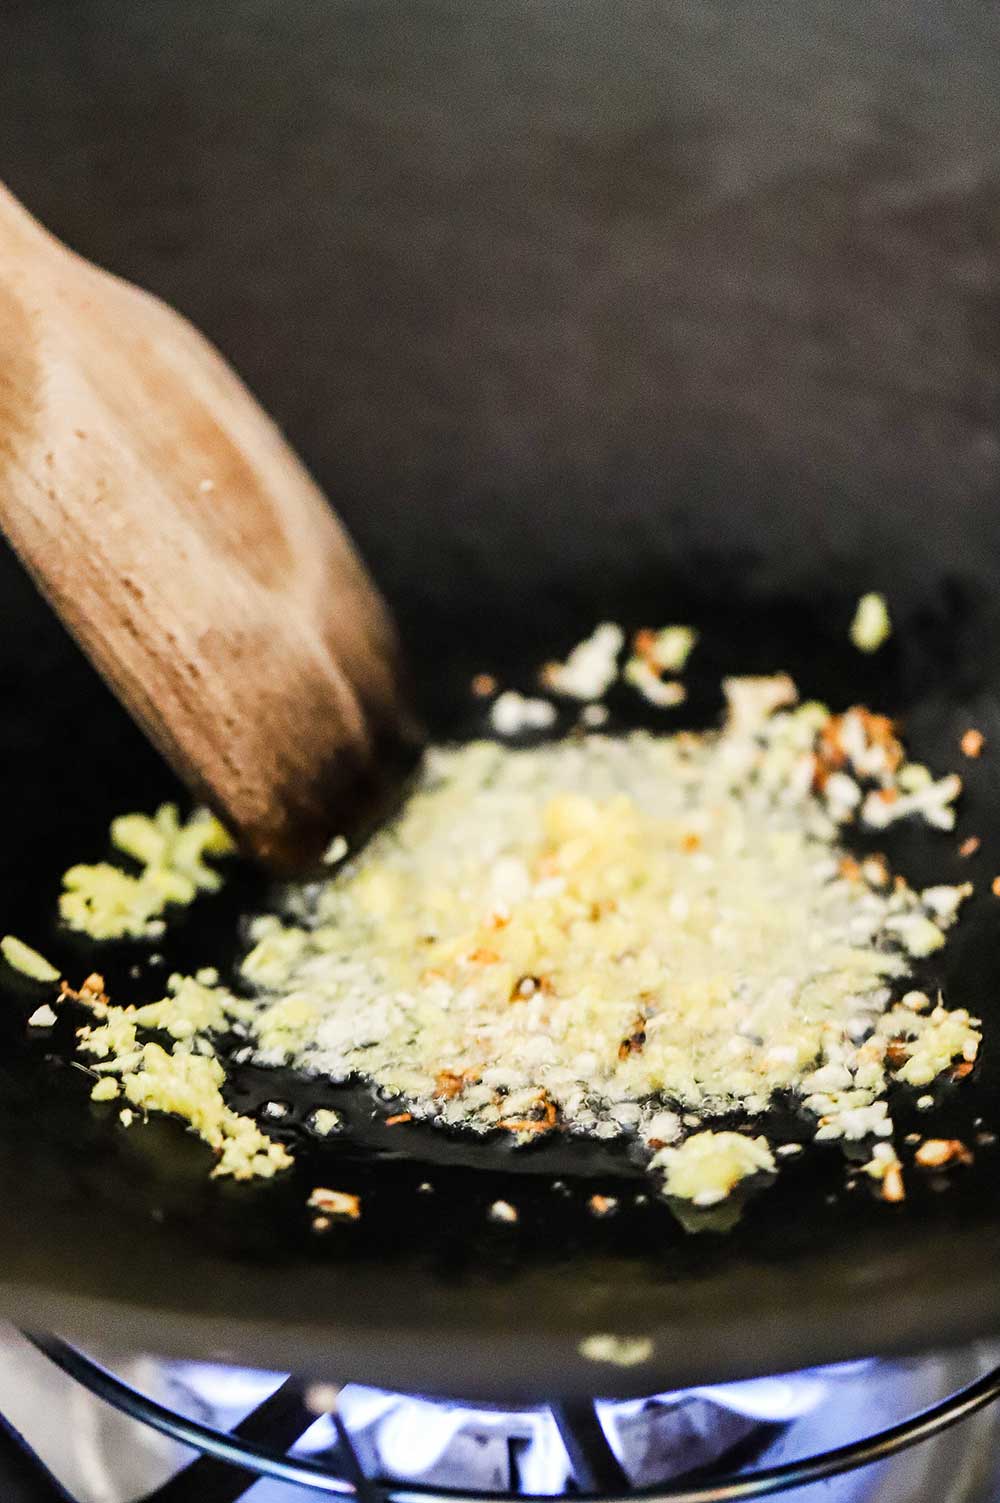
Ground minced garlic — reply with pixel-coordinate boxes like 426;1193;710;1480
60;805;234;940
1;935;60;982
307;1187;361;1219
323;836;349;865
651;1131;775;1205
230;681;977;1202
59;656;981;1209
623;626;697;707
542;624;623;700
490;692;557;736
72;973;290;1179
579;1334;654;1366
861;1142;905;1201
850;593;892;653
635;626;698;674
623;657;686;707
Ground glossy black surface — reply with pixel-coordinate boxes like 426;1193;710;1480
1;548;1000;1396
2;0;1000;1398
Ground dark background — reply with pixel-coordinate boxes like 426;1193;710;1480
2;0;1000;627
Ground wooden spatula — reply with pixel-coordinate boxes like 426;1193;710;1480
0;183;422;872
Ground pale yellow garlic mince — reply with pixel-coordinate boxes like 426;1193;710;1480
60;805;235;940
234;682;978;1199
1;935;60;982
850;592;892;653
76;975;291;1180
63;673;980;1201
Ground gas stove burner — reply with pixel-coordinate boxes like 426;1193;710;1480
2;1330;1000;1503
331;1367;832;1493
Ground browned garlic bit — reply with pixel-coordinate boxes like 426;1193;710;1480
914;1139;974;1168
307;1188;361;1220
622;627;698;709
861;1143;905;1202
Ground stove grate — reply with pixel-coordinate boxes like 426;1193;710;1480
142;1376;314;1503
2;1333;999;1503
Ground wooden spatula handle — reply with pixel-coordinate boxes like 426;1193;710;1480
0;183;420;871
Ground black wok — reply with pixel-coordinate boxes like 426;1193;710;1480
1;0;1000;1401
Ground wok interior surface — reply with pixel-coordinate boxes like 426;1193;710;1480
2;0;1000;1397
2;544;1000;1399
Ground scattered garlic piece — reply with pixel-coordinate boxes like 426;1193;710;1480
850;593;892;653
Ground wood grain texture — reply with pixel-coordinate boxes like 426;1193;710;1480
0;183;420;871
